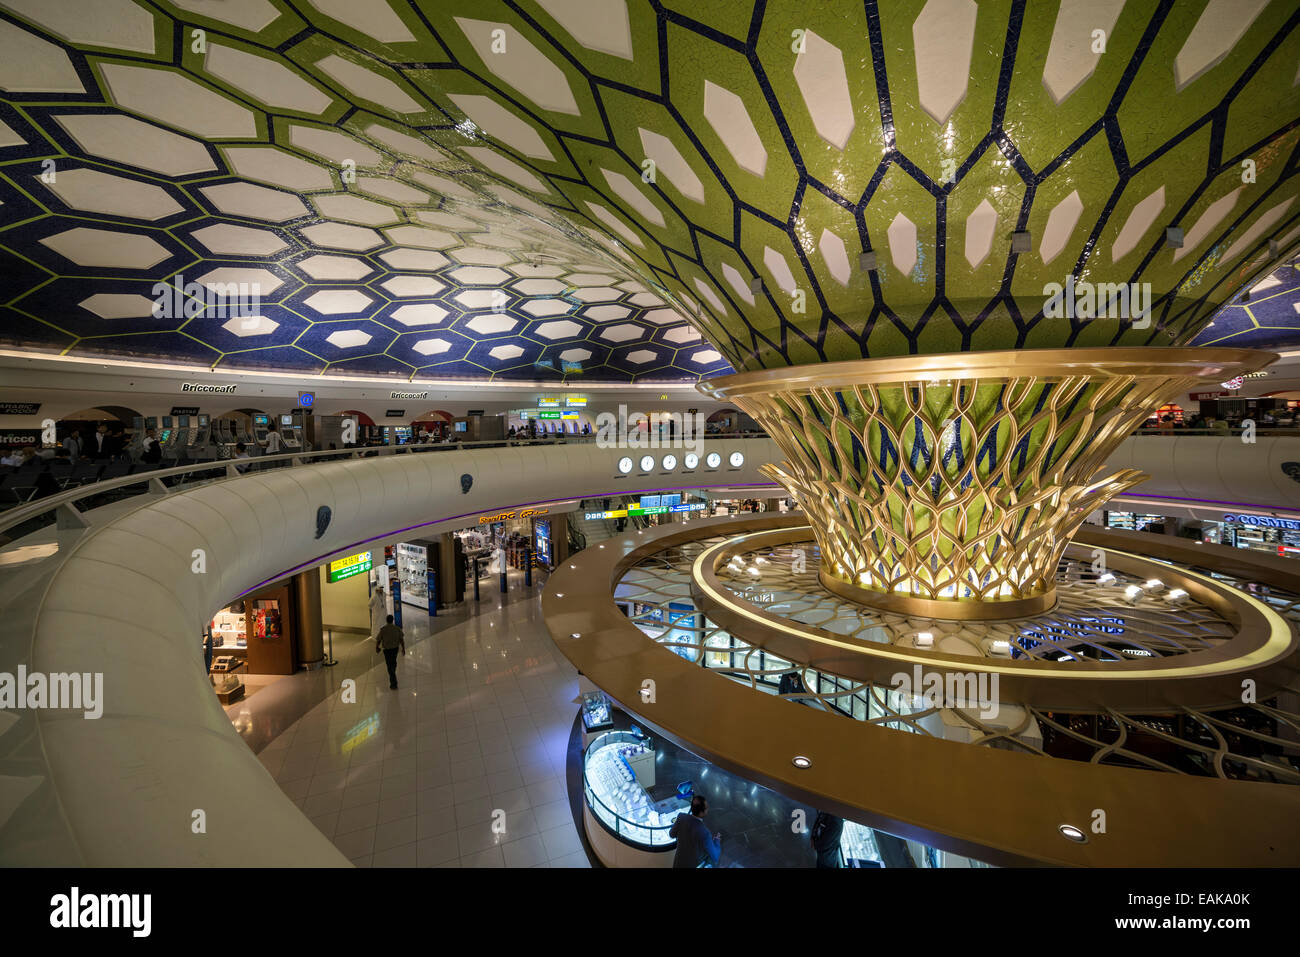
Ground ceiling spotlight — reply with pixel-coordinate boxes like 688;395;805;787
915;631;934;649
1011;230;1032;253
858;250;878;271
1165;226;1185;248
988;639;1011;656
792;755;812;769
1058;824;1088;844
1097;572;1116;584
1166;588;1188;602
1124;585;1144;603
1144;579;1164;592
569;632;581;639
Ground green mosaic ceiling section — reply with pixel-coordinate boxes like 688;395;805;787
0;0;1299;380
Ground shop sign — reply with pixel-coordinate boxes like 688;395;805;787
327;550;373;583
0;402;40;415
1223;512;1300;531
467;409;485;417
477;507;550;525
391;391;428;399
298;391;315;408
1189;391;1230;400
0;430;41;447
386;409;405;418
170;406;200;417
181;382;235;393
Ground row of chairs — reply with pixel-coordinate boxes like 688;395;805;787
0;458;165;508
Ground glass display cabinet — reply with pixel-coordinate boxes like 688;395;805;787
583;731;685;854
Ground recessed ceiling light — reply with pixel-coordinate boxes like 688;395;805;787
792;755;812;769
1058;824;1087;843
569;632;581;639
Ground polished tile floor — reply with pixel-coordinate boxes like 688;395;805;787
240;582;590;867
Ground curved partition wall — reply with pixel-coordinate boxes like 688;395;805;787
0;439;776;866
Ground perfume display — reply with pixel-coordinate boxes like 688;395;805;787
580;691;613;730
583;731;683;848
396;542;428;605
209;606;247;651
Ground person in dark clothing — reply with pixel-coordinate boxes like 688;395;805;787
140;428;162;464
374;614;406;689
669;795;721;868
811;811;844;868
778;671;806;697
89;424;116;460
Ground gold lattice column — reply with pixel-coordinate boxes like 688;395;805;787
700;348;1274;619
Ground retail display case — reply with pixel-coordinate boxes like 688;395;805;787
582;731;686;864
396;542;428;606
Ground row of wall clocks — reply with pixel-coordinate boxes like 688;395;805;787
616;451;745;475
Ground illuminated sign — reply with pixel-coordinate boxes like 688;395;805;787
1223;513;1300;531
537;411;561;419
561;411;579;420
298;391;315;408
327;551;373;583
477;507;550;525
537;397;560;408
584;503;706;521
565;395;588;408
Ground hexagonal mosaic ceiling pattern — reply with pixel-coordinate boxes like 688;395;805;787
1;0;1299;382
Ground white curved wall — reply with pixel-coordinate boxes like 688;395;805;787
1105;435;1300;512
2;439;777;866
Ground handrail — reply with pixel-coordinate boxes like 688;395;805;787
0;433;772;537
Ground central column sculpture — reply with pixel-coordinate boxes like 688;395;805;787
701;348;1271;619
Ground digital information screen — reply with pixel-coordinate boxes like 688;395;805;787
327;551;373;583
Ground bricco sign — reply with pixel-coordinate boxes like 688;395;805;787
477;508;549;525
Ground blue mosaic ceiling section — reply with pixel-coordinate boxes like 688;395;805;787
1191;257;1300;352
0;0;1299;383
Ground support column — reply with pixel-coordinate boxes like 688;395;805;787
294;567;324;669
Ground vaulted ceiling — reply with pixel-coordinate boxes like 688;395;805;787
1;0;1298;383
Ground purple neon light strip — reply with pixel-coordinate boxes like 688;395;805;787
237;482;781;596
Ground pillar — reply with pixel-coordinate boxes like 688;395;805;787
294;567;324;669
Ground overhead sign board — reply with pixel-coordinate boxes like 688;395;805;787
0;402;40;415
170;406;200;417
327;551;373;583
181;383;235;393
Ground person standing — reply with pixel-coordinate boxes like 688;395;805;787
368;582;388;638
669;795;721;868
374;614;406;690
140;428;162;464
62;429;82;463
810;811;844;868
264;423;284;467
89;424;115;460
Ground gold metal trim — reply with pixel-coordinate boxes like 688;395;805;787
816;567;1057;619
697;347;1278;398
687;521;1299;710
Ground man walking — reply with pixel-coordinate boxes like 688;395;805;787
375;614;406;690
